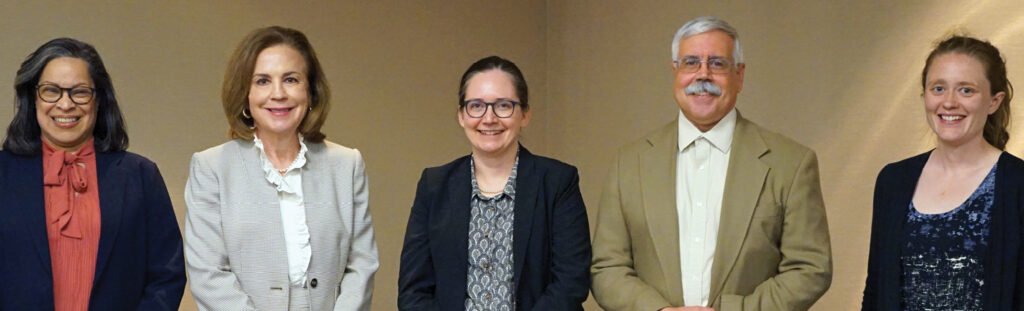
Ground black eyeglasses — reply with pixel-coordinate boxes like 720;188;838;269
462;99;520;118
36;83;95;105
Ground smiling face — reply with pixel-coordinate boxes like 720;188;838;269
923;52;1003;148
672;30;744;132
248;44;309;138
458;69;531;158
35;57;97;152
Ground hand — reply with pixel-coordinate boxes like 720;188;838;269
660;307;715;311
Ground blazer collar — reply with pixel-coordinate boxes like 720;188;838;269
639;120;685;305
512;146;538;291
708;113;770;302
93;151;127;283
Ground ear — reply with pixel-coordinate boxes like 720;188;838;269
457;108;467;128
520;109;531;128
989;91;1005;114
735;63;746;93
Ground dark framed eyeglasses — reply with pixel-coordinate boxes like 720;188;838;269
462;99;520;118
36;83;96;105
672;56;735;74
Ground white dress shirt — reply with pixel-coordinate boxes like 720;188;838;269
676;108;736;306
254;134;311;286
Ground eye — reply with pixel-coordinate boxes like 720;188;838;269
708;58;727;69
496;100;516;110
930;86;945;93
466;100;485;110
39;85;61;97
284;76;301;84
254;77;270;85
70;87;93;99
683;57;701;67
958;87;975;95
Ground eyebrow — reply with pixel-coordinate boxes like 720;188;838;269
38;81;92;87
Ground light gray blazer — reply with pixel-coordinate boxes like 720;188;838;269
184;139;378;311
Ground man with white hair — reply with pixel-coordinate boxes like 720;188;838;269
590;16;832;311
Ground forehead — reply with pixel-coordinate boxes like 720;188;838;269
927;53;988;83
253;44;307;72
40;57;92;83
678;30;735;58
465;69;516;97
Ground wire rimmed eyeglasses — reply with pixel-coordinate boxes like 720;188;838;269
672;56;736;74
462;99;520;118
36;83;96;105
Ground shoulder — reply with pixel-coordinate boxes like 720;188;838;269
741;118;814;160
421;155;471;182
522;149;579;180
192;139;248;160
309;139;362;161
618;120;676;156
876;151;930;183
996;152;1024;185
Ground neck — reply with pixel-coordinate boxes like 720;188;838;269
256;130;300;171
931;136;1000;172
472;145;518;178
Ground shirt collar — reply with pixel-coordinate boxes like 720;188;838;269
677;108;736;153
253;133;308;193
469;154;519;200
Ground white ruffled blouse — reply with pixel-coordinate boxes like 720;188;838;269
254;134;311;286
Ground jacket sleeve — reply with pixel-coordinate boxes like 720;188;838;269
718;150;833;311
397;169;442;311
135;161;187;310
183;154;257;311
334;150;379;311
861;165;892;311
529;166;591;310
591;154;675;311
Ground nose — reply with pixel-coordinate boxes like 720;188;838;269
270;81;287;100
941;90;958;109
481;105;499;123
55;91;76;110
695;62;712;79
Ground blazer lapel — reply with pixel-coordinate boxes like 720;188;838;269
9;155;52;276
238;141;290;274
439;156;473;299
640;121;685;304
709;116;769;301
94;152;126;280
512;146;538;291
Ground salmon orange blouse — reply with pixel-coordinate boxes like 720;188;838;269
42;139;101;311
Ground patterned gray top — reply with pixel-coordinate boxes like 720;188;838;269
464;156;518;311
900;163;996;310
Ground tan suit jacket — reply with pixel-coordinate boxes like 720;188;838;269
591;114;831;311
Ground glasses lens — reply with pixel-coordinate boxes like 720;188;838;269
708;59;730;73
38;85;62;102
70;87;94;104
494;100;516;118
465;100;486;118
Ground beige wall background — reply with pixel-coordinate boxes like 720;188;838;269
0;1;1021;310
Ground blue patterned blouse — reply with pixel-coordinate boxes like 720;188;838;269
464;156;518;311
900;163;996;310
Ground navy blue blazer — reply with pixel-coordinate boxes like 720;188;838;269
398;146;591;311
863;151;1024;310
0;149;185;310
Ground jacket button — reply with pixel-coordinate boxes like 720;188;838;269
310;278;318;288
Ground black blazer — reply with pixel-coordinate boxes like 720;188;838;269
863;151;1024;310
0;149;185;310
398;146;591;311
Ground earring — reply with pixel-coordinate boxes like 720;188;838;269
242;108;251;119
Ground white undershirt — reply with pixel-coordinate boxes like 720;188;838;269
254;134;311;286
676;108;735;306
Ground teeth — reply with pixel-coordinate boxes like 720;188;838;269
940;115;964;121
54;117;79;123
480;130;502;135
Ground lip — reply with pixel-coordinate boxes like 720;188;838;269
937;113;965;124
477;129;505;136
51;116;80;129
265;107;295;117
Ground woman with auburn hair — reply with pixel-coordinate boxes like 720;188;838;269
863;35;1024;310
184;26;378;310
0;38;185;310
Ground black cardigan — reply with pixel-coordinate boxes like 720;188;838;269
862;151;1024;310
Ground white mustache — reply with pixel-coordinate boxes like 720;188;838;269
685;80;722;96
